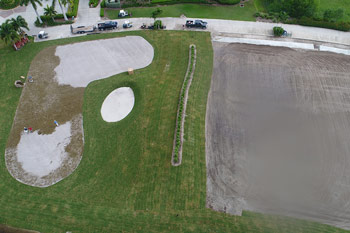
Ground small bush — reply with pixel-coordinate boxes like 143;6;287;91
89;0;99;7
273;26;284;37
0;0;19;9
153;20;162;29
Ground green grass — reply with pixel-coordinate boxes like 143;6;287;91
254;0;266;12
316;0;350;22
107;2;257;21
0;31;348;232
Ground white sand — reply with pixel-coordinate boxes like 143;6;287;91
54;36;154;87
17;122;72;177
101;87;135;122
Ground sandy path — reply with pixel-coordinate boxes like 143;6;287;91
206;42;350;229
5;36;154;187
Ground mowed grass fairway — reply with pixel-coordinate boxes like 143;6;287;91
317;0;350;22
107;1;257;21
0;31;348;232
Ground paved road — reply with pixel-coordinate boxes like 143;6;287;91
1;2;350;48
35;17;350;46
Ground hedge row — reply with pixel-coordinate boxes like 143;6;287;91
286;17;350;32
35;16;74;27
173;45;195;164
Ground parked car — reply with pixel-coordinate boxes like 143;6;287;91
185;20;207;29
123;21;132;28
38;31;48;39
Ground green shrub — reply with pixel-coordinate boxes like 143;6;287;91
100;8;104;17
0;0;19;9
89;0;99;7
153;20;163;29
273;26;284;36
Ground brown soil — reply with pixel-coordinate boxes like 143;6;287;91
206;42;350;229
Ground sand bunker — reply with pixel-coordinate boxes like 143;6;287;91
17;122;72;177
5;36;154;187
54;36;154;88
101;87;135;122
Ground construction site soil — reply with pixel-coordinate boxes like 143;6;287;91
206;42;350;229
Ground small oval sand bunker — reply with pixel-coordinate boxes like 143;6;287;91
101;87;135;122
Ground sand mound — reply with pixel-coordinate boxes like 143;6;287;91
101;87;135;122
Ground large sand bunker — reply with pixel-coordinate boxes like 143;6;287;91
54;36;154;88
206;43;350;229
5;36;154;187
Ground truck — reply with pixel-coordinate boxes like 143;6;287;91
185;20;207;29
70;25;96;34
97;21;118;31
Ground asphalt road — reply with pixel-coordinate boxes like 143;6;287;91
206;42;350;229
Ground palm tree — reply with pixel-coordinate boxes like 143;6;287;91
10;16;29;34
20;0;43;24
0;21;20;45
58;0;68;21
44;5;57;22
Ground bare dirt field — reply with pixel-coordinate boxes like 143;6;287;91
5;36;153;187
206;42;350;229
